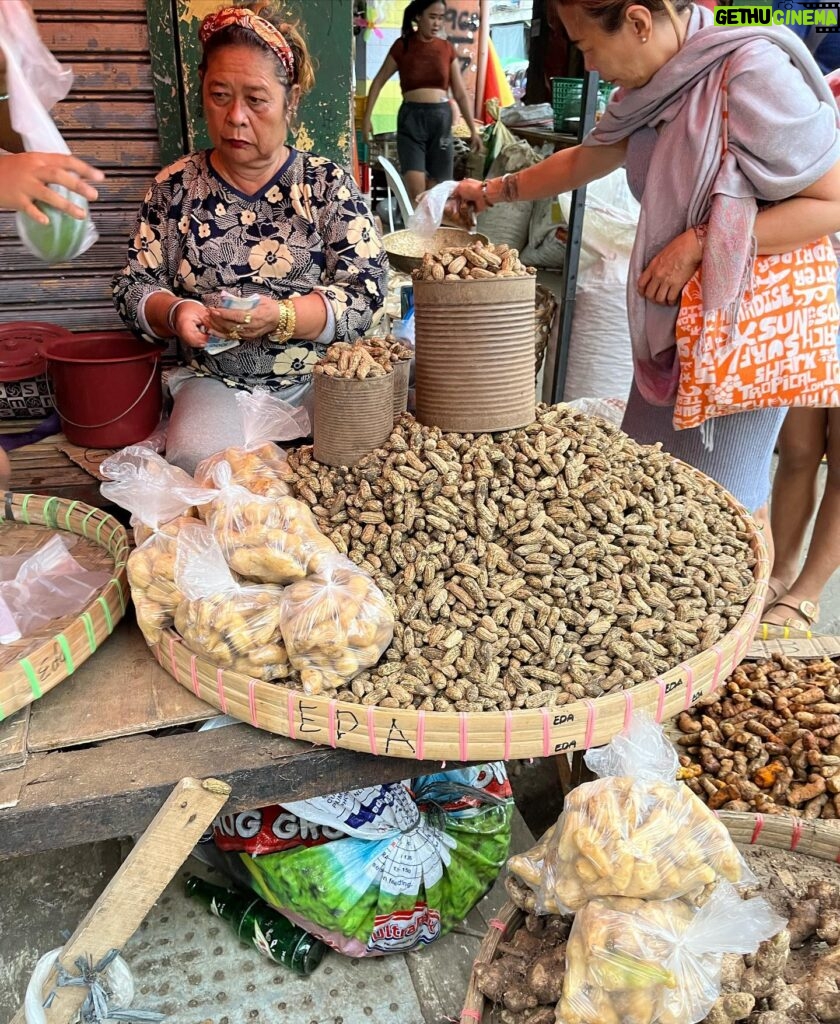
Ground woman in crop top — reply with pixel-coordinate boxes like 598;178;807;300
362;0;481;205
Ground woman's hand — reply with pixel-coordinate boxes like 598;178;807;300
172;299;211;348
0;152;104;222
206;295;281;343
637;229;703;306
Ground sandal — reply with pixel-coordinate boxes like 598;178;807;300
761;596;820;632
762;576;789;614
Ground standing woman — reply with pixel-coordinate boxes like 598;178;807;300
450;0;840;540
362;0;481;205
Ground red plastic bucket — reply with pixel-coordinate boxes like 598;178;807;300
43;331;165;447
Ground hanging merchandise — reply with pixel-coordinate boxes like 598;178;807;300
0;1;98;263
207;764;514;957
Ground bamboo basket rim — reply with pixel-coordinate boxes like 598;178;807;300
459;810;840;1024
0;492;129;722
150;473;770;762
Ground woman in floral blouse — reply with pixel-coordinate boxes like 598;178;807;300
113;3;388;471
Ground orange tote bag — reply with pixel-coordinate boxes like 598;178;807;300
674;237;840;430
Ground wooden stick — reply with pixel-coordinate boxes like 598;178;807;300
11;776;230;1024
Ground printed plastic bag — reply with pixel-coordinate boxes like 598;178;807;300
207;764;514;957
173;522;289;681
0;534;110;643
278;553;394;695
194;389;308;499
100;445;215;545
202;464;337;584
509;715;750;913
558;884;784;1024
0;1;98;263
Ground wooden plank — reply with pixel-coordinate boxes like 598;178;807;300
33;0;151;13
0;723;453;859
406;809;535;1024
0;764;24;810
28;621;215;752
50;60;154;92
0;306;126;333
9;776;230;1024
0;707;30;771
55;100;158;132
147;0;188;165
38;22;151;54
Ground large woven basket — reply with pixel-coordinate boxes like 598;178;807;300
0;493;129;721
460;810;840;1024
150;477;769;761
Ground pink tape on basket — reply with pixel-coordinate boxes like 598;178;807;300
584;699;597;748
461;1011;481;1023
168;634;181;684
750;814;765;845
248;679;260;726
542;708;551;757
367;707;379;756
790;818;804;853
504;710;513;762
489;918;507;933
623;691;634;734
459;712;469;762
654;678;666;723
218;668;228;715
328;699;337;749
190;655;201;698
416;710;426;761
710;645;724;694
287;690;297;740
683;664;695;709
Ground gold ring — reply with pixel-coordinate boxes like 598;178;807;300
243;313;252;325
228;328;242;342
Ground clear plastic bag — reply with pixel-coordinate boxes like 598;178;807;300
194;389;309;499
0;534;110;643
127;516;196;645
100;445;214;544
511;715;751;913
278;554;395;695
0;1;98;263
173;522;289;681
408;181;460;237
202;465;337;585
558;884;785;1024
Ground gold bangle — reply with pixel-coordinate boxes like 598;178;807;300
269;299;297;343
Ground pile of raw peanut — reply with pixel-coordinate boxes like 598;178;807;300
411;239;536;281
314;341;392;380
677;654;840;820
285;405;757;712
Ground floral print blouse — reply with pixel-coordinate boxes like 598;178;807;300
112;149;388;393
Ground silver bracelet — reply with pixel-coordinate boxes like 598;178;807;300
0;94;9;102
166;298;196;334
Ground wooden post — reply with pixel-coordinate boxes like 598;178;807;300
12;777;230;1024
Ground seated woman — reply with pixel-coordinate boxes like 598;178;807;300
113;3;388;473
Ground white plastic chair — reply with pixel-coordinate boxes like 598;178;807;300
378;155;414;231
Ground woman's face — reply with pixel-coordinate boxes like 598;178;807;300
416;2;447;39
558;4;658;90
202;44;296;170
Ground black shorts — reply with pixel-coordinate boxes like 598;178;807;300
397;101;454;183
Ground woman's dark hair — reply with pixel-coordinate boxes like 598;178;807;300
554;0;691;34
401;0;446;50
199;3;316;94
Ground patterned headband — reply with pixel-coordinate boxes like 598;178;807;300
200;7;295;84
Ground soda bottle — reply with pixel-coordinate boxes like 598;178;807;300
184;875;326;975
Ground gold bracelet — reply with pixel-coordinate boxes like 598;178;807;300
269;299;297;343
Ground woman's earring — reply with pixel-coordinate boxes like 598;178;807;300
641;35;648;42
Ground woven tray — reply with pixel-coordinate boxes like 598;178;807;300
0;493;129;721
459;810;840;1024
150;480;769;761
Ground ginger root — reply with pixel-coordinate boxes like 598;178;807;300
703;992;755;1024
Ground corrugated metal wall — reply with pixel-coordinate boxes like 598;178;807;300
0;0;164;331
